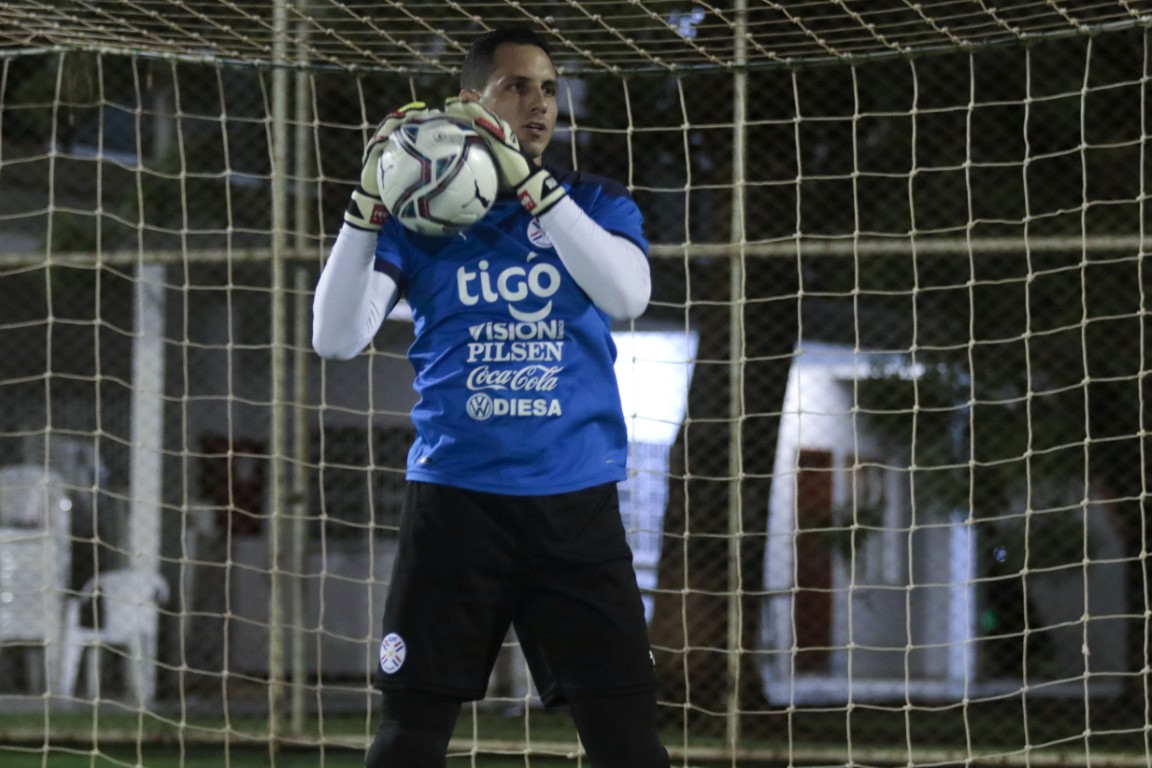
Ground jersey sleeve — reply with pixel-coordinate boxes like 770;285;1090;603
373;218;407;291
562;171;650;255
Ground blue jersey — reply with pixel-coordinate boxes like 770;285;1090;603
374;168;649;495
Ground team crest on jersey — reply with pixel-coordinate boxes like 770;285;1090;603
526;218;553;249
379;632;406;675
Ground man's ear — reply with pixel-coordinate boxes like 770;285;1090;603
458;88;481;102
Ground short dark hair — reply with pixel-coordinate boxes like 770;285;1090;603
460;27;554;91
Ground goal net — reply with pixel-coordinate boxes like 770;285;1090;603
0;1;1150;765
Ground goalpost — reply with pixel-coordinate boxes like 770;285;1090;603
0;1;1150;765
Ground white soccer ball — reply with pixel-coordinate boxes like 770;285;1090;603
377;114;499;236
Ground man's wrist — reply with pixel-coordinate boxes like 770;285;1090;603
344;186;389;231
515;169;566;216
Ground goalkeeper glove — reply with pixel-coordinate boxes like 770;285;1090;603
445;98;567;217
344;101;436;231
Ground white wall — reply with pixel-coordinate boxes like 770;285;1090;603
760;342;1128;704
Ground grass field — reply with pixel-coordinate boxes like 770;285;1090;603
5;694;1151;767
0;708;604;768
0;749;585;767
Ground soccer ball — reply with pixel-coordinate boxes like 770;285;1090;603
377;114;499;236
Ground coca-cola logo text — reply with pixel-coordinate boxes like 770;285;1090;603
466;364;562;392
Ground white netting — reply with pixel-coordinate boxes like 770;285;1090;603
0;1;1149;766
1;0;1150;72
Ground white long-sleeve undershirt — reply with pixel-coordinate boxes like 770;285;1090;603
537;196;651;321
312;225;396;361
312;197;651;360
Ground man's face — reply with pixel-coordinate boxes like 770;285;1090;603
469;43;558;164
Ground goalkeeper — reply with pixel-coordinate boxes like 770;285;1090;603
313;25;669;768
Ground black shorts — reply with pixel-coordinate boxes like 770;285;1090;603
372;481;656;705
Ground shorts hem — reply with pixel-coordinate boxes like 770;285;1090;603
373;679;486;703
372;679;655;705
561;681;657;698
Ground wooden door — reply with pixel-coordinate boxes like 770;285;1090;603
794;449;833;671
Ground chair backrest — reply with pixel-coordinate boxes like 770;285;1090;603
0;465;72;593
82;569;170;640
0;527;64;641
0;465;71;532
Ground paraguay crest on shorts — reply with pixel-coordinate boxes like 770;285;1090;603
378;632;406;674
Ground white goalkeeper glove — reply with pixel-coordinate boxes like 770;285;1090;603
344;101;436;231
445;98;567;217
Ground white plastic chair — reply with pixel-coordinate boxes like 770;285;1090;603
0;465;71;694
60;568;169;704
